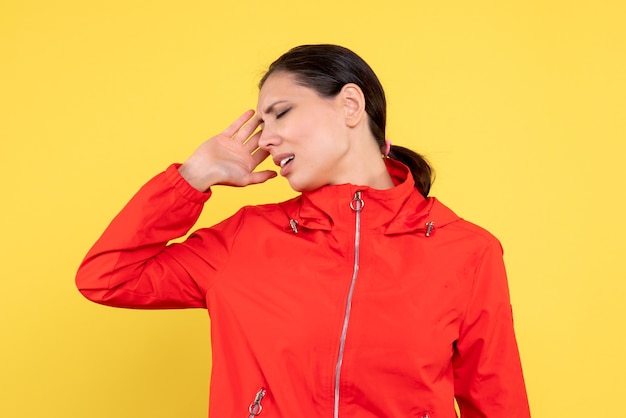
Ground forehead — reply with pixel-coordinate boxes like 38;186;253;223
257;72;312;110
260;70;300;90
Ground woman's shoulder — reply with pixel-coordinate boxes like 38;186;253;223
429;197;502;248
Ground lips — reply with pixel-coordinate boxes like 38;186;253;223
280;155;294;168
272;153;295;176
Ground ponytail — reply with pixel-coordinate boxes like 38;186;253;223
388;145;434;198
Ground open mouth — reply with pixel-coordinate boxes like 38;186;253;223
280;155;295;168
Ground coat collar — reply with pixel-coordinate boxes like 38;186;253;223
279;159;460;235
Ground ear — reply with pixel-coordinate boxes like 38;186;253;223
340;83;366;128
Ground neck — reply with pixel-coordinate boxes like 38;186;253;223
357;157;395;189
336;144;395;189
332;123;395;189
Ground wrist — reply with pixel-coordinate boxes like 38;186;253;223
178;163;220;192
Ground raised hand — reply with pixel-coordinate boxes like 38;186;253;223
178;110;277;192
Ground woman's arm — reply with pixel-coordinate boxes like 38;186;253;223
452;239;531;417
76;164;212;308
75;110;275;309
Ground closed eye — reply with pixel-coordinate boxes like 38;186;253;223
276;108;291;119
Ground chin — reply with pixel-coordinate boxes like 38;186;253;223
287;176;322;193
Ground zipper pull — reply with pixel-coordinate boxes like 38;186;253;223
425;221;435;237
289;219;299;234
350;190;364;212
248;388;266;417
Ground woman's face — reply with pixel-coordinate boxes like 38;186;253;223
257;72;352;192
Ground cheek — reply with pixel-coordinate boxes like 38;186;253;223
300;107;341;137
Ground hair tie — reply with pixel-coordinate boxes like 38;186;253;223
383;139;392;157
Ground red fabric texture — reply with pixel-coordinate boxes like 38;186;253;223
76;159;530;417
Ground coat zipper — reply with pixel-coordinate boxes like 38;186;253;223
333;190;364;418
248;388;266;417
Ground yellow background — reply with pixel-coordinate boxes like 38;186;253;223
1;1;625;416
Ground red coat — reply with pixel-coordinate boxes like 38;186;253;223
76;159;530;418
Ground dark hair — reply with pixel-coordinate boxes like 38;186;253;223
259;44;434;197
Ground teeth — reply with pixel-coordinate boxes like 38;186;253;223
280;155;294;168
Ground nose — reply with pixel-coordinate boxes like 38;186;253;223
257;124;281;151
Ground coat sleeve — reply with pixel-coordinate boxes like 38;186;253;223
75;164;234;309
452;238;531;417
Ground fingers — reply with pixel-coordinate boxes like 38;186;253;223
251;146;270;167
248;170;277;185
222;109;255;138
244;130;262;153
234;115;261;144
213;110;274;188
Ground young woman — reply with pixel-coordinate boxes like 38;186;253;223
76;44;530;418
